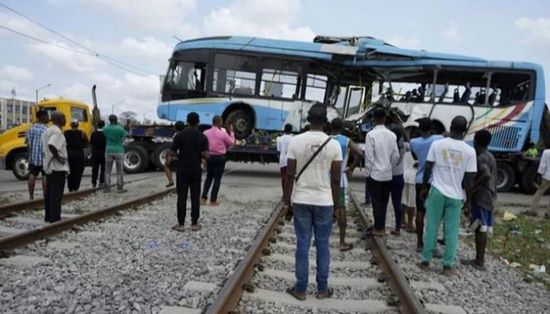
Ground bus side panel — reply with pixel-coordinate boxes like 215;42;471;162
468;102;533;153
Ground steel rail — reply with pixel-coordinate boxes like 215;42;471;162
0;175;163;218
349;194;426;314
0;187;99;218
0;188;175;251
206;202;284;314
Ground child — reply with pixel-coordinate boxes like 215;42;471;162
401;148;416;232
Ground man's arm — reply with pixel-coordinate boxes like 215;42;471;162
364;134;374;177
48;132;65;164
223;124;236;146
390;140;400;168
283;158;296;206
330;160;342;207
346;140;363;175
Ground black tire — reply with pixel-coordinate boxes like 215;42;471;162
11;151;30;180
520;164;541;194
226;109;253;140
496;162;515;192
123;145;150;173
152;143;172;170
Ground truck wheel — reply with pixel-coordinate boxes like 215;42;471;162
227;109;253;140
152;143;172;170
496;162;515;192
124;145;150;173
11;152;30;180
520;164;541;194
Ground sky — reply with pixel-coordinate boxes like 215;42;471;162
1;0;550;122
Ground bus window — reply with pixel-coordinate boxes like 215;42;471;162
261;69;299;99
213;54;258;95
166;62;205;91
491;72;533;106
305;74;327;102
71;107;88;122
434;69;488;105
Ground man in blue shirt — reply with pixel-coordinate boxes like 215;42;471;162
410;118;443;251
25;110;49;200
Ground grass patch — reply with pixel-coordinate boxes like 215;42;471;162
489;212;550;289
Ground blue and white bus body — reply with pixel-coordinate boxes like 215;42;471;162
157;97;339;133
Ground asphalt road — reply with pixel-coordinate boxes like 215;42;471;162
0;162;543;212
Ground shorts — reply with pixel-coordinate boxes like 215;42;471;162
402;183;416;208
338;187;348;208
29;164;45;176
469;203;493;233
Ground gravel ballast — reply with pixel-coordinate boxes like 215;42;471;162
0;181;278;313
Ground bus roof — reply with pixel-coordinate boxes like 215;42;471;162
173;35;542;71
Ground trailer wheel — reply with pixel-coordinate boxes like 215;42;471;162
227;109;253;140
152;143;172;170
124;145;150;173
496;162;515;192
520;164;541;195
11;152;30;180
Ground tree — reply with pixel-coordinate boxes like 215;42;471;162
119;111;138;125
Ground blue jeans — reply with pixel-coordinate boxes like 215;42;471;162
202;155;226;201
293;203;333;293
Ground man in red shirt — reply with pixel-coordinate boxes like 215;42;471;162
201;115;235;206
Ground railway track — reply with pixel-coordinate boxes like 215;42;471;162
0;175;172;251
205;193;430;314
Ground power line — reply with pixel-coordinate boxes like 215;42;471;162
0;2;155;76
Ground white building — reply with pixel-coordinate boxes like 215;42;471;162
0;98;35;131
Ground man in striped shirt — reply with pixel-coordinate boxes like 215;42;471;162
25;110;49;200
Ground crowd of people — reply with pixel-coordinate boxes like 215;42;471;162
24;102;550;301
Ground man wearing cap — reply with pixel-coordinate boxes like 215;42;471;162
64;119;88;191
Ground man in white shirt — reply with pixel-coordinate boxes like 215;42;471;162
418;116;477;276
364;108;400;236
529;144;550;218
276;123;293;195
283;103;342;301
42;111;69;223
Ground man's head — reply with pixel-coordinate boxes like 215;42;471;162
187;112;200;126
331;118;344;133
283;123;292;134
307;102;327;129
373;108;386;125
70;119;79;129
417;118;433;134
212;115;223;127
450;116;468;136
36;110;49;123
474;129;492;152
109;114;118;124
175;120;185;131
51;111;66;127
97;120;105;129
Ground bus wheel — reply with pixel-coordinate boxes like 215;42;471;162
227;109;252;139
11;152;30;180
152;143;172;170
519;164;541;194
496;162;515;192
124;145;150;173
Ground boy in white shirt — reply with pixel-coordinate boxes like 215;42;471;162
529;143;550;218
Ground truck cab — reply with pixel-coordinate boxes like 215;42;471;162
0;98;93;180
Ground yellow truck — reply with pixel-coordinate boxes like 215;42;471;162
0;98;93;179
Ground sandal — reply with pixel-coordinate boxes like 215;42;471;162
286;287;306;301
339;243;354;252
316;287;333;299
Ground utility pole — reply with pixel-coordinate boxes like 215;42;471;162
35;83;51;104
